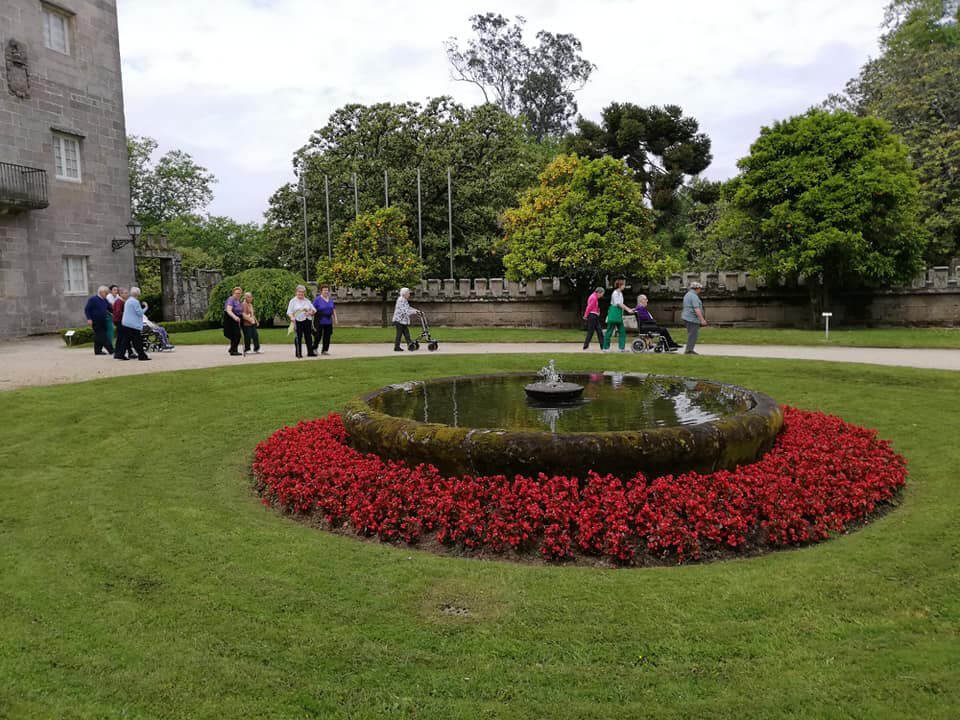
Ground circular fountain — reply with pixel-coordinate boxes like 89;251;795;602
523;360;584;403
342;364;783;480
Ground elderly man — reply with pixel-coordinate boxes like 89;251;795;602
635;294;680;351
681;281;708;355
118;286;149;361
84;285;114;356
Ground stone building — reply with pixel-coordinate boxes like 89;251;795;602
0;0;132;337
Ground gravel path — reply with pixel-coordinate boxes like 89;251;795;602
2;335;960;391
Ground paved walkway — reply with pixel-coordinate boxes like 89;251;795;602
2;335;959;391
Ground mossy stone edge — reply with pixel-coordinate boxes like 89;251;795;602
342;373;784;479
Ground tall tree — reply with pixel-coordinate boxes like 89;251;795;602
502;154;678;293
566;103;712;230
128;135;216;228
733;110;927;322
445;13;596;140
828;0;960;261
265;98;542;279
315;208;425;326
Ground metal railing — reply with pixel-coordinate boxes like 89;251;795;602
0;161;49;211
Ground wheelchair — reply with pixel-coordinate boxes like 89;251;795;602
631;323;674;353
141;325;166;353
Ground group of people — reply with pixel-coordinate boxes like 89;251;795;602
222;284;337;359
83;284;175;360
582;279;707;354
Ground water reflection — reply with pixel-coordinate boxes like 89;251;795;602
373;374;751;432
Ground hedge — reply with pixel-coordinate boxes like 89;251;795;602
61;319;217;346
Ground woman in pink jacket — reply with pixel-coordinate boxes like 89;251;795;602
582;287;605;350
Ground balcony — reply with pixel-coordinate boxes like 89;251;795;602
0;162;49;213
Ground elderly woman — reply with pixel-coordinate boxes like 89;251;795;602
84;285;114;356
311;285;337;355
287;285;316;358
392;287;419;352
222;286;244;356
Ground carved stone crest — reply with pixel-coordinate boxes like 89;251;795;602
5;39;30;99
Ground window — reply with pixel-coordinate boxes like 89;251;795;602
53;133;81;181
42;5;71;55
63;255;88;295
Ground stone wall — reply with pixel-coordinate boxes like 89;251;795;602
329;268;960;328
0;0;133;337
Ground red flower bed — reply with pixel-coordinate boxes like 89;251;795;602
252;407;907;564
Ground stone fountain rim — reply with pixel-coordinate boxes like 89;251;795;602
348;371;775;437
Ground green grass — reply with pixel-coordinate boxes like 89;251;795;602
2;354;958;719
167;325;960;349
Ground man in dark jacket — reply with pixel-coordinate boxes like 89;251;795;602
84;285;114;356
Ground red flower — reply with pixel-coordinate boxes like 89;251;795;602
251;408;907;565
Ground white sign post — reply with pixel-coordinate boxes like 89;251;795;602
822;312;833;342
64;329;76;347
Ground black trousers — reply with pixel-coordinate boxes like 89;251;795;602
313;323;332;353
242;325;260;352
583;314;603;348
114;325;130;358
294;319;314;357
92;319;114;355
394;322;412;349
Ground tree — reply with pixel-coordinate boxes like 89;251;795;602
733;110;927;323
502;154;678;295
445;13;596;140
265;98;543;279
566;103;713;230
205;268;305;327
315;208;426;326
128;135;217;228
155;214;271;275
828;1;960;261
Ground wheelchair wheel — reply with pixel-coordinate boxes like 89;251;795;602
428;342;439;352
654;344;663;353
409;341;420;351
631;339;646;353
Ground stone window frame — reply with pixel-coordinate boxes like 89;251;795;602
52;131;82;182
62;255;88;295
41;2;74;56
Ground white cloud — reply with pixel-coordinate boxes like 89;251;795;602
118;0;886;222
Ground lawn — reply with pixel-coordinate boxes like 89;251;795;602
166;325;960;349
2;354;958;719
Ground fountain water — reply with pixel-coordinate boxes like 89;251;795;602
523;360;585;403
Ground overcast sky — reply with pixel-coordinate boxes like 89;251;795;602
118;0;888;224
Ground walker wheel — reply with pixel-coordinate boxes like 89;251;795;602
631;339;646;353
428;342;439;352
409;342;420;351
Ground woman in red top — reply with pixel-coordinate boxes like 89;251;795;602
582;287;605;350
111;288;134;359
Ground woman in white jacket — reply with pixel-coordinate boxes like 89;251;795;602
286;285;316;358
391;287;418;352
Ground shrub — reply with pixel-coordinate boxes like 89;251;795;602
61;319;217;346
205;268;306;326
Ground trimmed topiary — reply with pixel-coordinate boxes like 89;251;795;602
205;268;306;327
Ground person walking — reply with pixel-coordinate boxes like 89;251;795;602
105;284;119;347
112;288;135;359
119;287;149;361
223;286;244;356
286;285;316;358
84;285;114;356
682;281;708;355
582;287;605;350
392;287;419;352
241;292;261;354
311;285;337;355
602;279;633;352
